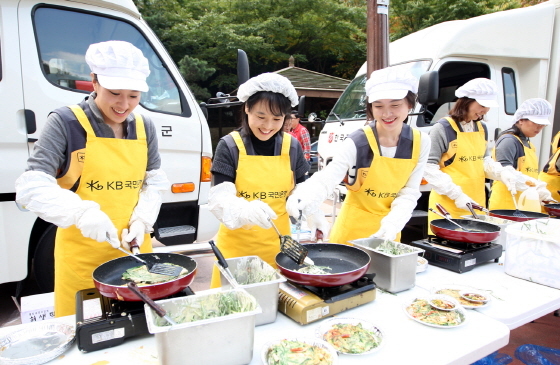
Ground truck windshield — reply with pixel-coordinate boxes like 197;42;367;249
326;60;431;123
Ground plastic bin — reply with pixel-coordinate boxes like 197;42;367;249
215;256;286;326
350;238;424;293
145;288;261;365
504;218;560;289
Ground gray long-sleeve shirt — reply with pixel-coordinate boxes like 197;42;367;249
26;92;160;177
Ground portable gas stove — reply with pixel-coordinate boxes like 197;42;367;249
75;286;194;352
408;236;502;273
278;274;376;325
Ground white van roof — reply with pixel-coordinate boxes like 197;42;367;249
390;1;556;65
86;0;141;18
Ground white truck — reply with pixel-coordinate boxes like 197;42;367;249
318;0;560;193
1;0;220;292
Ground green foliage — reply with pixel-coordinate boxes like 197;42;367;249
134;0;543;99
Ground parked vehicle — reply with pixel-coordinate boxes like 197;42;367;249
0;0;221;292
309;141;319;176
318;0;560;201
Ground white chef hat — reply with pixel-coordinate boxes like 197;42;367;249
455;78;498;108
513;98;552;125
237;73;299;107
85;40;150;92
365;66;418;103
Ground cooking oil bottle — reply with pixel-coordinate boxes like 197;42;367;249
518;187;541;212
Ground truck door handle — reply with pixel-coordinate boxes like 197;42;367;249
25;109;37;134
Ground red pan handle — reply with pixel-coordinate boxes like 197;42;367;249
129;238;140;255
127;281;168;318
315;230;324;243
435;203;452;218
470;203;490;213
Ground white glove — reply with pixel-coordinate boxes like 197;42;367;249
370;222;399;241
536;182;553;202
454;193;478;211
499;166;519;194
287;180;330;219
15;170;99;228
76;207;120;248
305;209;330;240
127;169;169;233
423;164;466;201
208;182;277;229
483;156;505;181
121;220;147;251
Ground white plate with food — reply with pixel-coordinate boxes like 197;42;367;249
427;294;460;311
403;296;468;328
416;256;428;273
315;318;383;355
262;337;338;365
0;322;75;365
431;285;491;309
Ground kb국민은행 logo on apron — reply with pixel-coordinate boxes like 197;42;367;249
458;154;484;163
85;179;143;192
363;188;397;199
238;190;289;200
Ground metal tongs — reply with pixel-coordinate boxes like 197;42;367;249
266;215;315;266
209;240;239;287
431;204;481;232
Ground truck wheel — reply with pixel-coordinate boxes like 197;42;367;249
33;225;56;293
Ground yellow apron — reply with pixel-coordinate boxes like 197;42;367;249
538;131;560;202
428;118;486;234
54;105;152;317
489;135;538;210
329;126;421;245
210;132;294;288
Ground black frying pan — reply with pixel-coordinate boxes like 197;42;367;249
93;252;197;301
275;243;370;287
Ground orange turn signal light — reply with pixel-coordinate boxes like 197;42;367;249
201;156;212;182
171;183;195;193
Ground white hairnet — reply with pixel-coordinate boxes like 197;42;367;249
513;98;552;125
455;78;498;107
237;73;299;107
365;66;418;103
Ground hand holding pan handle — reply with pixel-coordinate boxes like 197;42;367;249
127;282;178;326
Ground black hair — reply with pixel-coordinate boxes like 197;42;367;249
239;91;292;133
366;90;417;121
449;97;484;123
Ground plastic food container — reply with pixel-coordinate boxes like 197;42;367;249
504;219;560;289
350;238;424;293
216;255;286;325
144;288;261;365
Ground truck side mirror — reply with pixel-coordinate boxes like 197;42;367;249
237;49;250;87
418;71;439;106
298;96;306;117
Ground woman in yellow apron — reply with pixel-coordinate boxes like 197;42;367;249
15;41;169;316
489;98;553;210
539;130;560;203
423;78;518;231
208;73;310;287
287;66;431;244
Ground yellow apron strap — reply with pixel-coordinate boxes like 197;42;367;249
134;114;146;140
411;128;421;159
231;131;247;155
446;117;485;137
281;132;291;154
363;126;381;155
69;105;95;136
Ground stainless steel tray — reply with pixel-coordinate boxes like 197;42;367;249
0;322;75;365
